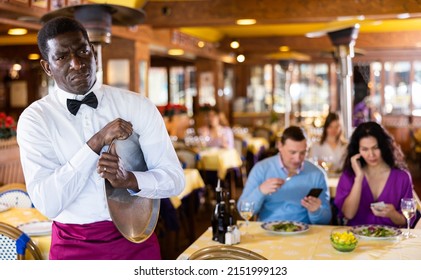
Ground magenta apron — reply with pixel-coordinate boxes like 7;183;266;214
49;220;161;260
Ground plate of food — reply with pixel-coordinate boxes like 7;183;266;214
350;224;402;240
17;221;53;236
261;220;309;235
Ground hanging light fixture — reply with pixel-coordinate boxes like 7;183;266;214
230;39;240;49
236;54;245;63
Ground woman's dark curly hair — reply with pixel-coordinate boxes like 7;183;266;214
342;121;407;172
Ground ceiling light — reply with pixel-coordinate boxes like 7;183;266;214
8;28;28;35
236;19;256;25
168;49;184;56
279;46;290;52
12;63;22;71
230;40;240;49
236;54;245;63
28;53;40;60
197;41;205;48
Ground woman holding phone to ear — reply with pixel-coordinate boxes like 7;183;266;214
334;122;413;227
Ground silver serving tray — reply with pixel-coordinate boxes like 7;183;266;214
104;134;160;243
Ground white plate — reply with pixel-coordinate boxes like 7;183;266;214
261;220;309;235
0;203;10;212
17;221;53;236
351;224;402;240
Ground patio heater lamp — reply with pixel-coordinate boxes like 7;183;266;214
327;25;360;139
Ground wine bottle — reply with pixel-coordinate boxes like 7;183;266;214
228;199;238;226
211;180;223;241
217;201;227;244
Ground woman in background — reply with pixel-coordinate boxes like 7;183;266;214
309;112;347;173
198;107;234;149
334;121;413;227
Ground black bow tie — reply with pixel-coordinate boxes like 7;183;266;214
67;92;98;115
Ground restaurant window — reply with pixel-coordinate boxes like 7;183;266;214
412;61;421;116
384;61;411;115
294;63;329;118
199;71;215;106
247;64;273;112
169;66;185;105
148;67;168;106
185;66;196;116
370;62;383;115
273;63;289;114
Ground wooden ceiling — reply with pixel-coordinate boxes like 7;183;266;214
2;0;421;61
141;0;421;61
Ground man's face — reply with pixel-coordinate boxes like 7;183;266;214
40;31;97;94
278;138;307;171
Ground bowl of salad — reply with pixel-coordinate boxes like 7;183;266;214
330;228;358;252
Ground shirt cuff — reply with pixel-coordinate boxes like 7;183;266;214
68;143;99;177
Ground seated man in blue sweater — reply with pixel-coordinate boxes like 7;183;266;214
238;126;332;224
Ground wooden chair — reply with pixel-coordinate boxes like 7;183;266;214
175;147;199;169
413;189;421;229
0;138;25;185
233;135;247;186
0;222;42;260
0;183;32;208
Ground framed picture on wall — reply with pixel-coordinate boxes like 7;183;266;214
10;80;28;108
107;59;130;90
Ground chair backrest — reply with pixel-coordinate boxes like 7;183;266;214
0;183;32;208
412;189;421;228
0;222;42;260
233;136;246;161
175;147;199;169
0;140;25;185
253;126;273;141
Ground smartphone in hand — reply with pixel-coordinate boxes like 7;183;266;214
306;188;323;198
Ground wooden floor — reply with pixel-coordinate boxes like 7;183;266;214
157;156;421;260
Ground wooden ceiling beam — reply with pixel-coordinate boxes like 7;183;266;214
217;31;421;55
143;0;421;27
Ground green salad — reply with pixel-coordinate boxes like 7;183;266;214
272;222;301;232
355;226;395;237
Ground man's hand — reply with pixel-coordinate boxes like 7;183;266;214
88;118;133;154
97;151;139;191
301;196;322;212
259;178;284;195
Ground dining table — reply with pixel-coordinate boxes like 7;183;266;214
178;221;421;260
196;147;243;180
0;207;51;260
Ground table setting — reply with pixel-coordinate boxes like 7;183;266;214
178;220;421;260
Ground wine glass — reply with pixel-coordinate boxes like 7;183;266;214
238;201;255;235
320;155;333;173
401;198;417;238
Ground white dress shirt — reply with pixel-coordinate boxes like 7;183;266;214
17;81;185;224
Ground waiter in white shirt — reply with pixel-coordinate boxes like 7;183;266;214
17;16;184;260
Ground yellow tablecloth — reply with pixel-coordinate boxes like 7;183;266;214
197;148;243;179
178;222;421;260
245;137;270;155
0;207;51;260
170;168;205;208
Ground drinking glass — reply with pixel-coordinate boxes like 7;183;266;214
238;201;255;235
401;198;417;238
320;155;333;172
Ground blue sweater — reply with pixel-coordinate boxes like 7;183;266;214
238;154;332;224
